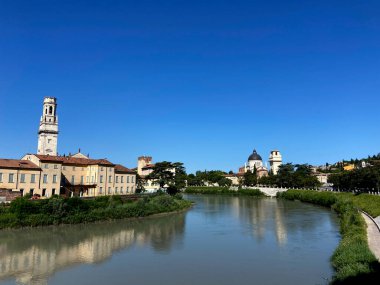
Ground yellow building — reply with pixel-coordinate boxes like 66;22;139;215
20;153;136;197
0;97;136;200
343;164;355;171
0;159;41;197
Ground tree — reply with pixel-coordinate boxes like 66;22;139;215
148;161;187;190
218;177;232;187
243;170;257;186
135;173;146;193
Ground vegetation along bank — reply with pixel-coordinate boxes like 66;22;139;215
278;190;380;284
0;194;192;229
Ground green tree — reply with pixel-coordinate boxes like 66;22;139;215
218;177;232;187
148;161;187;190
243;170;257;186
135;173;145;193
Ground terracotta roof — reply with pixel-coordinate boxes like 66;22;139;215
35;154;114;166
0;159;40;170
114;164;135;174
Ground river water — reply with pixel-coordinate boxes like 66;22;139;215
0;195;340;285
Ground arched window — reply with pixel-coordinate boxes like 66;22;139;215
49;106;53;115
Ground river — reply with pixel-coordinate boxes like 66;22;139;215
0;195;340;285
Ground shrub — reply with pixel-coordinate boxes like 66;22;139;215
9;197;38;217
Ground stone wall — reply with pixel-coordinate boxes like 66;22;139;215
0;189;21;202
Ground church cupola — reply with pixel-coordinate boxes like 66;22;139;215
37;97;59;155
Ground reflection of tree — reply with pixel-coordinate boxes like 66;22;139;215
0;213;186;285
193;195;329;247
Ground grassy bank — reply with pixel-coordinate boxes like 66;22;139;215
0;194;192;229
278;190;380;284
184;186;265;197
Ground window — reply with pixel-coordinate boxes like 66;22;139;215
71;176;75;184
109;168;112;172
54;164;58;169
9;173;14;183
120;187;123;194
115;187;118;193
127;186;129;193
31;174;36;183
42;189;46;196
72;166;75;171
91;176;94;183
52;189;56;196
108;187;111;194
20;174;26;183
80;176;84;184
101;167;104;171
53;175;57;183
30;189;34;195
116;176;119;183
121;176;124;183
86;176;89;183
43;174;48;184
99;187;103;194
0;173;2;182
100;175;103;183
82;167;85;171
132;176;134;183
127;176;130;183
44;164;48;169
108;175;112;183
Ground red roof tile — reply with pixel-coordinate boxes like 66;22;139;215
0;159;40;170
35;154;114;166
114;164;135;174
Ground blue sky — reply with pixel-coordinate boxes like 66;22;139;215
0;0;379;173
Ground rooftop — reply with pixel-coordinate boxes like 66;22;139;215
0;159;40;170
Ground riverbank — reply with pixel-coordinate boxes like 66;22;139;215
278;190;380;284
184;186;265;196
0;194;192;229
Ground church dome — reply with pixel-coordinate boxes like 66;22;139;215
248;149;262;161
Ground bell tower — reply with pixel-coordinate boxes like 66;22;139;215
269;150;282;175
37;97;58;155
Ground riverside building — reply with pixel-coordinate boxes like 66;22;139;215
0;97;136;199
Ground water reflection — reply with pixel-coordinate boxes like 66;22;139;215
195;195;333;247
0;213;186;285
0;196;339;285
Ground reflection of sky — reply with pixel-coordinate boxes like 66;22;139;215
0;196;340;285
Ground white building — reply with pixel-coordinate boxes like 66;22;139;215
269;150;282;175
37;97;59;156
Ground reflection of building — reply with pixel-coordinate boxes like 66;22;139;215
0;213;186;285
0;97;136;199
229;197;288;245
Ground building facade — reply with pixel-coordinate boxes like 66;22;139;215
0;97;136;200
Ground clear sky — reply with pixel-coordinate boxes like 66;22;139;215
0;0;379;173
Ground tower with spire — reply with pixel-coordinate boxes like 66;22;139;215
37;97;58;155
